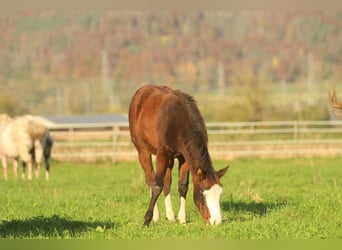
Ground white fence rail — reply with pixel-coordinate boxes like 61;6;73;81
49;120;342;162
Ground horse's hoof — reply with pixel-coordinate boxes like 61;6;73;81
142;220;151;227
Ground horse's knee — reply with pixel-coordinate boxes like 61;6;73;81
178;181;189;198
151;183;163;196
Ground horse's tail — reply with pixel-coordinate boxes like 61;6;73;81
27;119;48;140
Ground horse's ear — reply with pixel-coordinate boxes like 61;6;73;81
197;167;205;180
217;166;230;178
197;167;202;176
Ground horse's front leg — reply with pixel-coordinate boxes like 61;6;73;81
1;156;8;180
137;150;159;223
35;162;41;179
143;148;168;226
12;159;18;180
178;157;190;224
163;159;175;221
27;162;33;180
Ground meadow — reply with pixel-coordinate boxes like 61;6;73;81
0;157;341;239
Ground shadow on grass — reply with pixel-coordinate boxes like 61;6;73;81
221;199;288;222
0;215;115;238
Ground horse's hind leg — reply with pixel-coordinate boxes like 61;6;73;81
44;155;50;181
163;159;175;221
19;146;33;180
22;162;27;179
143;148;168;226
33;140;43;179
138;150;159;223
177;157;190;224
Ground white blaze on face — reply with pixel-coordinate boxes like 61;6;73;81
203;184;223;226
150;188;160;222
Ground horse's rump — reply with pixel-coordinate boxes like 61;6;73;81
11;115;47;141
129;85;207;158
27;119;48;140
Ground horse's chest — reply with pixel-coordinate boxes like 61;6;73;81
0;126;18;157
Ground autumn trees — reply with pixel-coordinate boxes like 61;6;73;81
0;11;341;120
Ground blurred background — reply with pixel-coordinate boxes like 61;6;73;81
0;11;341;122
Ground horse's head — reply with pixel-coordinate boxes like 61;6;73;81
193;165;229;226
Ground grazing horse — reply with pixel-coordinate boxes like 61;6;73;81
0;114;49;180
129;85;229;226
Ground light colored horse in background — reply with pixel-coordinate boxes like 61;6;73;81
0;114;50;180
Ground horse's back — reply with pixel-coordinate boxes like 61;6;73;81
129;85;173;118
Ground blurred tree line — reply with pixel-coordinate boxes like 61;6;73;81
0;11;341;121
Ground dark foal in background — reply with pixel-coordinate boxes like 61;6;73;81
129;85;229;226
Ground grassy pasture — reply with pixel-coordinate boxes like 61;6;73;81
0;157;341;239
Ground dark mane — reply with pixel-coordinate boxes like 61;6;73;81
183;130;212;172
178;90;212;172
174;90;196;105
174;90;208;138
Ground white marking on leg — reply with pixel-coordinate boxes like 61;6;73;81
177;197;186;224
45;171;50;181
203;184;223;226
153;203;160;222
164;194;175;221
150;188;160;222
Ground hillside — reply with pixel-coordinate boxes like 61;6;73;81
0;11;341;121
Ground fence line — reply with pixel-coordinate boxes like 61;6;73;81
48;120;342;162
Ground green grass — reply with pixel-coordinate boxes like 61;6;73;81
0;157;341;239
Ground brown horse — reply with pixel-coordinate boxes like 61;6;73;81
129;85;229;226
